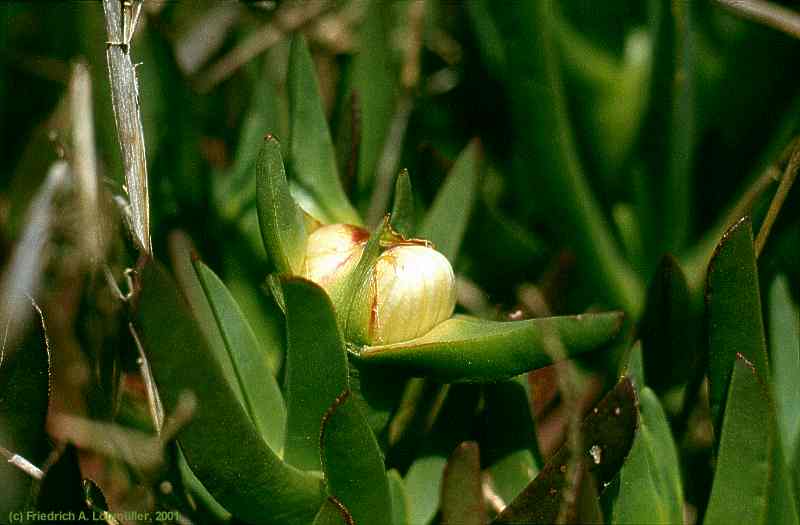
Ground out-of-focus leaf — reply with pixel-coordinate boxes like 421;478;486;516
419;140;480;263
288;34;361;225
0;161;67;352
132;258;324;525
193;260;286;453
604;388;683;524
441;442;485;525
486;450;537;512
215;59;280;222
357;312;624;383
555;11;651;179
465;0;507;78
705;355;799;525
256;135;308;275
482;378;541;467
0;303;51;517
320;391;392;525
768;275;800;459
388;470;409;525
494;378;638;524
405;455;446;525
635;0;695;258
350;0;399;200
641;255;695;391
706;217;770;438
488;0;644;316
281;277;349;472
391;169;415;238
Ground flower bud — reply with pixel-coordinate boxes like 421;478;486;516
301;224;369;295
347;244;456;345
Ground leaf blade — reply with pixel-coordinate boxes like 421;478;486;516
288;34;361;225
357;312;624;383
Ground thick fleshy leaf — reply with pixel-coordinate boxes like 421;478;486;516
494;378;638;524
487;0;643;316
176;445;231;522
705;355;799;525
132;258;324;525
256;135;308;275
312;499;350;525
604;388;683;524
287;34;361;225
320;390;392;525
441;442;485;525
388;470;409;525
390;169;415;239
193;260;286;453
768;275;800;460
169;232;248;415
405;455;447;525
706;217;770;437
356;312;624;383
282;277;349;471
419;140;480;263
0;304;50;517
641;254;695;391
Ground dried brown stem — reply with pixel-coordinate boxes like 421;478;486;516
716;0;800;40
195;0;335;92
102;0;151;254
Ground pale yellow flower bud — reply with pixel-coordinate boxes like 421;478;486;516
347;244;456;345
301;224;369;295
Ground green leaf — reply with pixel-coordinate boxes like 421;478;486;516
357;312;624;383
641;254;696;391
441;442;485;525
0;303;50;517
281;277;349;472
388;470;409;525
320;391;392;525
604;388;683;524
494;378;638;524
288;34;361;225
390;169;415;239
488;0;644;316
223;265;284;376
349;0;399;199
419;140;481;263
214;59;280;222
256;135;308;275
635;0;695;257
705;355;799;525
768;275;800;460
706;217;770;438
405;456;446;525
132;258;324;525
193;260;287;454
312;499;350;525
176;445;231;523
